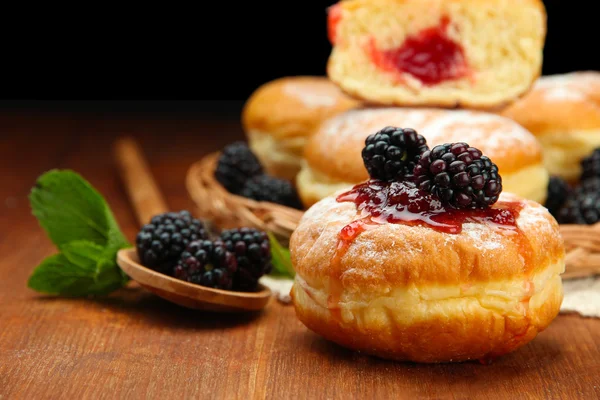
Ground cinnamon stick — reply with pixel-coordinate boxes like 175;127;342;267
114;137;169;227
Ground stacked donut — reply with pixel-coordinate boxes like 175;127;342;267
230;0;591;363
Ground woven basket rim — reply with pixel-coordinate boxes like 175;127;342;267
187;152;304;216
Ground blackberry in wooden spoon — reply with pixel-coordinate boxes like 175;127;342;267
173;240;238;290
220;228;272;292
136;210;209;273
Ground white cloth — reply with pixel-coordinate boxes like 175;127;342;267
561;275;600;318
259;276;294;304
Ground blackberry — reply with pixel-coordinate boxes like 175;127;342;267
413;142;502;209
557;191;600;225
220;228;272;292
579;176;600;194
361;126;429;182
240;175;303;209
581;148;600;180
173;239;238;290
214;141;264;194
544;176;571;218
135;210;209;273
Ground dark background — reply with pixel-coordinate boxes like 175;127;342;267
0;0;598;113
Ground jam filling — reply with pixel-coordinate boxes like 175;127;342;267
366;16;469;86
327;4;343;45
335;180;521;235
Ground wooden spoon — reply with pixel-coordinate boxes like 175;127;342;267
113;137;272;312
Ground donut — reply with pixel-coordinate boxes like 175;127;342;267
296;107;548;208
326;0;547;109
241;76;361;181
499;71;600;182
289;184;565;363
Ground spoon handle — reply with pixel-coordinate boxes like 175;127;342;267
114;137;169;226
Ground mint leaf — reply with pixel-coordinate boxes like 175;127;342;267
28;170;132;297
29;169;128;251
27;246;126;297
62;241;129;288
268;232;295;279
61;240;106;268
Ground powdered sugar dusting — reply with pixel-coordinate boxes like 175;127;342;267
300;194;353;224
543;87;586;102
292;188;562;292
533;72;600;102
417;111;540;160
463;223;504;252
319;108;432;156
302;192;555;257
501;192;563;245
317;107;539;164
282;81;341;108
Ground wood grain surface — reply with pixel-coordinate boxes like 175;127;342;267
0;109;599;400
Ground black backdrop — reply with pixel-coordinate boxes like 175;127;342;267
1;0;598;106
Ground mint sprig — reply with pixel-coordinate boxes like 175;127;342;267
267;232;295;279
28;169;131;296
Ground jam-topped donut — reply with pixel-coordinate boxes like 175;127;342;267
500;71;600;182
326;0;546;109
297;107;548;208
289;134;565;363
241;76;361;181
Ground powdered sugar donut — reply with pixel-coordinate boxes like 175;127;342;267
290;187;564;363
297;107;547;207
500;71;600;182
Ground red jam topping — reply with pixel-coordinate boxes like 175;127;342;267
366;16;469;86
336;180;521;235
326;216;378;318
327;4;343;45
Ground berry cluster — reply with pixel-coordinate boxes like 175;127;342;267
547;148;600;225
361;127;428;182
173;240;238;290
136;210;209;274
220;228;272;291
361;127;502;210
136;210;272;292
414;143;502;209
214;142;303;209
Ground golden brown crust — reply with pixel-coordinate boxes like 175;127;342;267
499;71;600;135
290;192;564;290
241;76;362;140
289;190;564;362
303;107;544;184
291;273;562;363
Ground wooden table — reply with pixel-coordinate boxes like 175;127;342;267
1;108;599;399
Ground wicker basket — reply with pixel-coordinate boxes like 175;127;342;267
186;153;303;245
186;152;600;279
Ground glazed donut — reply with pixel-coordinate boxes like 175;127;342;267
499;71;600;182
297;107;548;208
241;76;361;181
290;186;565;363
326;0;547;109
